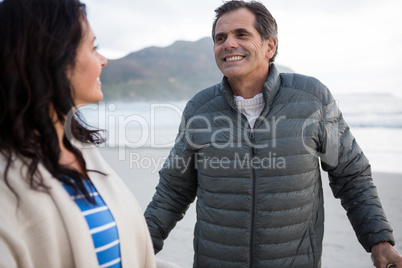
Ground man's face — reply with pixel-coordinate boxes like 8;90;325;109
214;8;275;83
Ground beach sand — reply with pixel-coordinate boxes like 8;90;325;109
100;147;402;268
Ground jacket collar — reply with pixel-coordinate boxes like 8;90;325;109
221;63;281;113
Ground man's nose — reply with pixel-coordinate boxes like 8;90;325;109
223;35;238;50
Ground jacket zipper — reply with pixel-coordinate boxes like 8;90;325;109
249;130;257;268
235;107;260;268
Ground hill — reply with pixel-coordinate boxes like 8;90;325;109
100;37;293;101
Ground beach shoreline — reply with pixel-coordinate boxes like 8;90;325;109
100;147;402;268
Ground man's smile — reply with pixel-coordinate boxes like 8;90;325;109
225;55;245;62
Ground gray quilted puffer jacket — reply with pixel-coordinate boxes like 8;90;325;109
145;64;394;267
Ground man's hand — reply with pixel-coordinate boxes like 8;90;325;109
371;242;402;268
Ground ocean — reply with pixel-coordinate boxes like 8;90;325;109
80;93;402;174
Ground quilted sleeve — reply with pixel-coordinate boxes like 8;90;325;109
319;92;395;252
144;102;198;254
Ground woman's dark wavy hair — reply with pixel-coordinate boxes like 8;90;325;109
212;0;279;62
0;0;105;203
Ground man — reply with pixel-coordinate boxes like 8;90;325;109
145;1;402;267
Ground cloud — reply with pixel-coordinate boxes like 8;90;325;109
83;0;222;58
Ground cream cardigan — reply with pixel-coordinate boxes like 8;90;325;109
0;143;156;268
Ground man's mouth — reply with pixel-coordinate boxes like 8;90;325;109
225;56;245;62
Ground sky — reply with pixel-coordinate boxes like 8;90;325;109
82;0;402;98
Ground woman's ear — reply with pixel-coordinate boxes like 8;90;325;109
66;64;73;80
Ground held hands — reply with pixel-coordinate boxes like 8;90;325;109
371;242;402;268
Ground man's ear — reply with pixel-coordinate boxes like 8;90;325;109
266;37;277;60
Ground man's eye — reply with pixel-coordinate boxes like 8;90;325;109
216;37;225;42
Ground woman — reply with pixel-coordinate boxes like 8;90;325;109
0;0;156;267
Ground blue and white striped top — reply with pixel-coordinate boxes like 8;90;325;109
63;179;122;268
